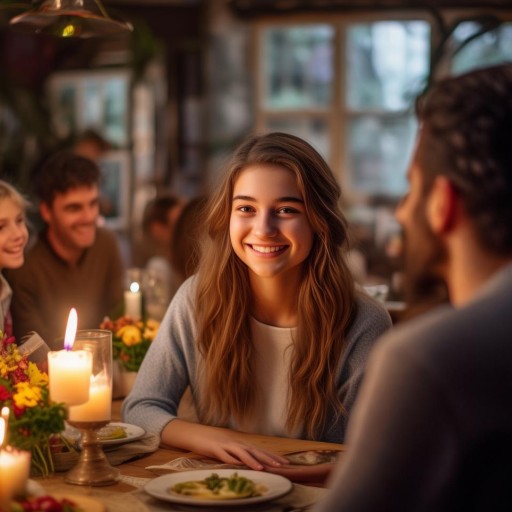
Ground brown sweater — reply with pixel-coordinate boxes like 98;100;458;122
5;228;125;349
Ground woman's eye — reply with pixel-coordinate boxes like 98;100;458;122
237;206;254;213
277;207;298;214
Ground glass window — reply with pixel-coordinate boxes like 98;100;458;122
263;25;334;109
345;20;429;197
451;22;512;74
347;114;418;196
346;21;430;111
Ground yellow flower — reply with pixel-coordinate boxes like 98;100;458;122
116;325;142;346
13;382;42;408
143;319;160;341
28;362;49;387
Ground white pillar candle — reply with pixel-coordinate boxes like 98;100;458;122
0;419;31;506
124;281;142;319
48;350;92;405
47;308;92;406
68;376;112;422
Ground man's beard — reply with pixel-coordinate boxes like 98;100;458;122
402;206;449;317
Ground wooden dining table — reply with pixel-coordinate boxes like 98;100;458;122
29;399;346;510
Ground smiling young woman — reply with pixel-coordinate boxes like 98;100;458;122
123;132;391;473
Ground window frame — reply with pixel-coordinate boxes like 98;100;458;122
253;11;437;206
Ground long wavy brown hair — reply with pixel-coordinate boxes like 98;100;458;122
195;132;356;439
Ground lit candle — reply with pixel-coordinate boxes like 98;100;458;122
47;308;92;406
0;417;31;507
1;407;9;448
124;281;142;319
68;374;112;422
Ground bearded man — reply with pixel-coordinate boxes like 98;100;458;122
314;64;512;511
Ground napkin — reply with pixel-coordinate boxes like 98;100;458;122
146;456;244;475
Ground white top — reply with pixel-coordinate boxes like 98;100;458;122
234;317;301;438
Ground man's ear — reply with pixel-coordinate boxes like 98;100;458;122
427;176;458;234
39;201;51;224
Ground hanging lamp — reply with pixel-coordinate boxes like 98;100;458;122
9;0;133;38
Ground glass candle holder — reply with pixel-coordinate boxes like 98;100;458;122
65;329;119;486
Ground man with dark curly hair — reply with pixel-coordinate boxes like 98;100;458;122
315;64;512;511
6;150;124;349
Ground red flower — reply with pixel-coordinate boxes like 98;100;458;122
13;403;26;418
0;384;10;401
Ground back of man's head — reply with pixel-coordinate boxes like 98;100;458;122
415;63;512;254
35;150;101;206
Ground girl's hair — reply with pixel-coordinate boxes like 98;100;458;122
195;132;356;439
0;180;29;211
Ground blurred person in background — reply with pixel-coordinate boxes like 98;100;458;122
6;150;124;349
170;195;208;283
138;194;186;301
315;64;512;512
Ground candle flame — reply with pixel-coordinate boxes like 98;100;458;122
1;406;9;423
129;282;140;293
0;417;5;447
64;308;78;350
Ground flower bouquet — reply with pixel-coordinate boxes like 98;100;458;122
0;331;68;477
99;316;160;372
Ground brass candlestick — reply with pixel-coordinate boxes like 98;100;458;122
65;420;120;486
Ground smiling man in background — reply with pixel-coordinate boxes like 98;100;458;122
314;64;512;511
6;150;124;349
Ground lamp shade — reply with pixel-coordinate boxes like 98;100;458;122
9;0;133;38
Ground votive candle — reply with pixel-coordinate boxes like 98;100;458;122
0;417;31;506
124;281;142;319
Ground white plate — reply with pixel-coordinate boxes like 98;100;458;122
144;469;293;507
98;422;146;446
64;422;146;447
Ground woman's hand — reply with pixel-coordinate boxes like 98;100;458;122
161;419;290;471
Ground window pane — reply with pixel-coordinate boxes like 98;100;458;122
347;113;417;197
264;117;330;161
452;22;512;74
347;21;430;110
104;78;128;147
262;25;334;109
84;81;103;128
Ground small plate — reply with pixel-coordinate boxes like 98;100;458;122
98;422;145;446
144;469;292;507
64;422;145;447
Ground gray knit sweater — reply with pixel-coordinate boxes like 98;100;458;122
122;276;391;442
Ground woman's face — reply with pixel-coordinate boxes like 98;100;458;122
0;198;28;270
230;163;314;283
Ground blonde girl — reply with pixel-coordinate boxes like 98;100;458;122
0;181;29;335
123;133;390;472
